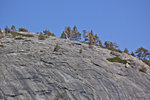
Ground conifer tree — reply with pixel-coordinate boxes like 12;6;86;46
64;26;73;40
88;30;94;45
11;25;16;31
104;41;119;49
135;47;149;60
38;32;45;40
98;40;103;47
60;31;67;39
5;26;11;34
0;28;2;34
93;34;99;45
72;25;81;41
83;30;89;42
0;28;2;38
131;52;135;57
124;48;129;54
104;41;111;48
43;29;55;37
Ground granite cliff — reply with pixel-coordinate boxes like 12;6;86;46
0;33;150;100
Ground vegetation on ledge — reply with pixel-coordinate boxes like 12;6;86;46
107;56;127;64
0;44;4;48
11;31;34;37
15;37;24;40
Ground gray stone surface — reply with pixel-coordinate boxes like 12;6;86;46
0;33;150;100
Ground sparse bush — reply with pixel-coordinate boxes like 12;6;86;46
139;66;147;73
19;28;28;32
15;37;24;40
79;48;82;53
54;43;60;52
54;93;68;100
107;56;127;64
0;44;4;48
38;33;45;40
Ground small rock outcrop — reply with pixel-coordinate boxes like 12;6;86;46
0;33;150;100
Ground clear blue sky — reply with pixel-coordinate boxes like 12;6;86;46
0;0;150;52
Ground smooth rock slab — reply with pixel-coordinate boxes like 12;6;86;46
0;35;150;100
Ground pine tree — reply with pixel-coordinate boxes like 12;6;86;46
93;34;99;45
11;25;16;31
38;32;45;40
5;26;11;34
124;48;129;54
0;28;2;34
83;30;89;42
135;47;149;60
88;30;94;45
131;52;135;57
0;28;2;38
43;30;55;37
104;41;110;48
104;41;119;49
64;26;73;40
60;31;67;39
72;25;81;41
98;40;103;47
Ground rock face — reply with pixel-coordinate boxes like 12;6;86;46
0;34;150;100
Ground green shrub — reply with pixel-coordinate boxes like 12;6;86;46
54;43;60;52
0;44;4;48
107;56;127;64
10;31;34;37
38;33;45;40
139;66;147;73
19;28;28;32
54;93;68;100
15;37;24;40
